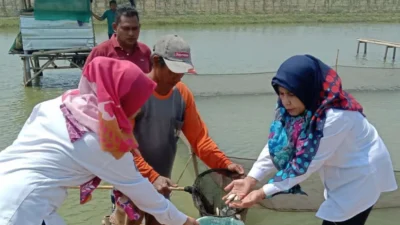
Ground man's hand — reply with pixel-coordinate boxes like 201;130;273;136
183;216;199;225
152;176;177;196
227;163;245;175
227;188;265;209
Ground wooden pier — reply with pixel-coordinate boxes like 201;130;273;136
357;38;399;61
9;0;96;87
15;48;92;87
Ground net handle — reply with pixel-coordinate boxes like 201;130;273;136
170;186;186;191
67;185;189;191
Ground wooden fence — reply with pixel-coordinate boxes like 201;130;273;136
99;0;400;15
1;0;399;17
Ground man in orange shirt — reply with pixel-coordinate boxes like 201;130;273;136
112;34;244;225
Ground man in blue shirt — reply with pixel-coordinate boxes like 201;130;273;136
92;0;117;39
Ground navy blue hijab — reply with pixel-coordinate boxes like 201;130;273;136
272;54;326;113
265;55;364;198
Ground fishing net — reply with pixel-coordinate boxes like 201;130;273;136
181;66;400;97
33;0;92;23
182;168;246;218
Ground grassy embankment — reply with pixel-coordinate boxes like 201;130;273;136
0;12;399;28
0;0;399;27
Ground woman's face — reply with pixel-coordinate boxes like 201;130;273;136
278;86;306;116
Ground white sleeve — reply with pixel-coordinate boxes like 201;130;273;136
72;134;187;225
247;144;277;182
262;110;353;197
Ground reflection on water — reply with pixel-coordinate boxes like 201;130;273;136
0;23;399;224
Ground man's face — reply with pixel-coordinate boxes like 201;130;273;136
110;3;117;11
153;56;184;89
113;15;140;47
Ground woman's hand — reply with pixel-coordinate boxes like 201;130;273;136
222;176;258;204
183;216;199;225
227;188;265;208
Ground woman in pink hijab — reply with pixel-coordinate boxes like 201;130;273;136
0;57;198;225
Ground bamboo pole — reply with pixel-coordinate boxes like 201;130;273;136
176;154;193;184
335;49;339;72
67;185;186;191
179;134;200;177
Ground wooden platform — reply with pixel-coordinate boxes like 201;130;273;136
18;47;92;87
357;38;400;61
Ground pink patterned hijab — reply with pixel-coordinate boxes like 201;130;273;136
62;56;156;159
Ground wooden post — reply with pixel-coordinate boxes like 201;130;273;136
356;41;360;54
235;0;238;13
393;48;397;61
364;42;367;54
27;0;32;8
384;46;389;61
89;3;97;47
22;53;32;87
21;0;27;10
33;57;43;76
164;0;167;14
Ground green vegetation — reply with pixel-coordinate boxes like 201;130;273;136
136;12;400;25
0;0;398;27
0;12;399;28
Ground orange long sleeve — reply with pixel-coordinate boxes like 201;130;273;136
132;151;160;183
176;83;232;169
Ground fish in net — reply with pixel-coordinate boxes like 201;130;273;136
177;168;246;222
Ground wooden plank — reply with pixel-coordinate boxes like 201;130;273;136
358;40;400;48
357;38;400;48
32;47;92;56
357;38;399;45
363;38;400;46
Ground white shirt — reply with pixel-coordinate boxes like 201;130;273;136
248;109;398;222
0;97;187;225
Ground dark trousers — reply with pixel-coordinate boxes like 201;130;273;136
322;206;373;225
